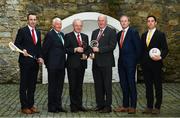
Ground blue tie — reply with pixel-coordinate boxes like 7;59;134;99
57;33;64;45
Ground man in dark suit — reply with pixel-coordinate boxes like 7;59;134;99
14;13;44;114
42;17;66;113
114;15;141;114
141;15;168;114
64;19;89;112
90;15;117;113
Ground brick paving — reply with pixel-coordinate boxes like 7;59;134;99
0;83;180;117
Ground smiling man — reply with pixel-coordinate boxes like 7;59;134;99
141;15;168;114
14;13;43;114
114;15;141;114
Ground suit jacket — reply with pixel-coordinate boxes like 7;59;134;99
141;29;168;68
42;29;66;69
64;32;89;68
117;27;141;66
91;26;117;67
14;26;42;65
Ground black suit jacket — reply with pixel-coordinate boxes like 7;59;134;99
14;26;42;64
64;32;89;68
141;29;168;68
91;26;117;67
42;29;66;69
117;27;141;66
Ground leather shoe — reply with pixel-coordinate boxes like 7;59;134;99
99;107;112;113
113;106;128;112
142;108;152;114
48;107;58;113
79;106;87;112
152;108;160;114
128;108;136;114
30;106;40;113
57;108;67;112
21;108;32;114
94;107;104;111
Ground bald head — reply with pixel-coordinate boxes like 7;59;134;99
98;15;107;29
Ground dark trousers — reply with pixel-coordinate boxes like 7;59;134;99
19;63;39;109
92;65;112;108
67;66;85;110
142;65;162;109
47;68;65;110
118;62;137;108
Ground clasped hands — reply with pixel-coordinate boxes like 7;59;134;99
74;47;87;60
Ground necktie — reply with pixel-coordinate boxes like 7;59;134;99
120;30;125;48
146;30;152;47
57;33;64;45
96;29;103;41
77;33;82;47
32;29;36;45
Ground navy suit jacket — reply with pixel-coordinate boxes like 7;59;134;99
117;27;141;66
14;26;42;65
141;29;168;68
91;26;117;67
42;29;66;69
64;32;89;68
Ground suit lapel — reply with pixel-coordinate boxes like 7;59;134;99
52;30;64;46
25;26;34;45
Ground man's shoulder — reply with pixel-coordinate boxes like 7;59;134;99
65;31;74;36
81;33;88;37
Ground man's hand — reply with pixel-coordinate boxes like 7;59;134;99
81;54;88;60
23;49;29;57
74;47;84;53
37;58;44;64
151;55;162;61
92;47;99;52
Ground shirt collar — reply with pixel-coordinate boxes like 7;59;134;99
122;26;129;32
74;31;81;37
28;25;35;31
99;26;107;32
53;29;60;34
148;28;156;32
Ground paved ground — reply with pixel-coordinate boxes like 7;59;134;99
0;83;180;117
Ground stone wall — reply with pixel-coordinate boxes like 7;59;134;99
0;0;179;83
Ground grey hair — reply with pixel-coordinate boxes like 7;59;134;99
98;15;107;21
72;19;83;26
52;17;62;25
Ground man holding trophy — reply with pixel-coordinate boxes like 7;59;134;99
64;19;89;112
90;15;117;113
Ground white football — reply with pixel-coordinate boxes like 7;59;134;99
149;48;161;58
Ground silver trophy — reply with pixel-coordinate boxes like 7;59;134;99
80;41;88;60
90;40;99;59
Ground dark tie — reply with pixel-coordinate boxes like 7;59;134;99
32;29;36;45
120;30;125;48
96;29;103;41
57;33;64;45
77;33;82;47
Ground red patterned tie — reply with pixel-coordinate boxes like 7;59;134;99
77;33;82;47
96;29;103;41
32;29;36;45
120;30;125;48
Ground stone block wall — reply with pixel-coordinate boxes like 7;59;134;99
0;0;179;83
